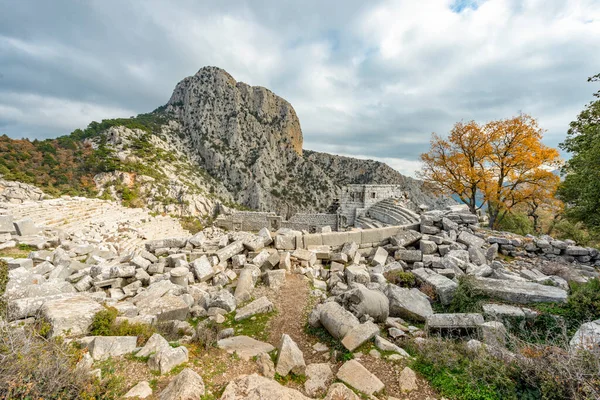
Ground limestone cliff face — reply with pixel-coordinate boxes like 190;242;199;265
164;67;336;214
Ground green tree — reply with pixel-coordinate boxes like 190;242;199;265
558;74;600;229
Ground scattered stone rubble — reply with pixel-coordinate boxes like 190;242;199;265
2;199;598;398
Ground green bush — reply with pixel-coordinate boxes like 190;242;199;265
384;270;417;287
496;211;534;236
552;219;598;247
89;307;155;346
446;276;487;313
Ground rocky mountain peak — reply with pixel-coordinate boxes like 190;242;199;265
167;66;303;156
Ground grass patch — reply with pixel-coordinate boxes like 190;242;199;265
0;259;7;317
274;372;307;385
222;310;277;342
0;244;36;258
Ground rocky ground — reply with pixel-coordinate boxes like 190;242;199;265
1;188;599;399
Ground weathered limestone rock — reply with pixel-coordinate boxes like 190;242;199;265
412;268;458;305
372;247;388;266
256;352;275;378
276;334;306;376
275;234;296;251
40;295;103;337
344;265;370;285
234;265;260;302
292;248;317;266
138;294;190;322
395;250;422;263
343;285;389;322
457;231;485;248
398;367;418;393
304;363;333;397
480;321;507;347
0;215;15;233
319;301;360;340
570;319;600;352
170;267;189;287
220;373;311;400
390;230;422;247
482;303;526;319
209;290;236;312
89;336;137;360
217;336;275;361
159;368;205;400
216;240;244;263
235;296;274;321
324;383;360;400
472;277;568;304
374;335;410;357
426;313;484;335
386;286;433;322
137;333;171;358
265;269;286;289
191;256;214;282
336;360;384;395
341;321;380;351
14;218;40;236
124;381;153;398
148;346;189;375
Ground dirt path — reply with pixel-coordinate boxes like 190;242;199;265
267;273;326;365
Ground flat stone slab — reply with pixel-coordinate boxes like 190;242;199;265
336;360;384;395
473;277;568;304
89;336;137;360
40;294;103;337
341;321;380;351
235;296;274;321
220;373;310;399
482;303;526;319
386;286;433;322
426;313;484;331
217;336;275;361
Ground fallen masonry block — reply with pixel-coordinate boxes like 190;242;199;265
472;277;568;304
235;296;274;321
40;294;103;337
276;334;306;376
148;346;189;375
89;336;137;360
14;218;40;236
457;231;485;249
0;215;16;234
292;248;317;266
319;301;360;340
386;286;433;322
217;335;275;361
412;268;458;305
341;321;380;351
216;240;244;263
390;229;422;247
336;359;384;396
426;313;485;337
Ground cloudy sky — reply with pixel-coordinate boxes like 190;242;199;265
1;0;599;176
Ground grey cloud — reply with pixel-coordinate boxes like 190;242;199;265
0;0;598;172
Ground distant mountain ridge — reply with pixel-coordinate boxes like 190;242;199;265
0;66;455;217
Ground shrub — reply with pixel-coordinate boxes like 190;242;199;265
384;270;417;287
496;211;534;236
0;324;94;399
407;336;600;400
89;306;155;346
447;276;487;313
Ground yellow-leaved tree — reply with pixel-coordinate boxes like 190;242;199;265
419;114;561;229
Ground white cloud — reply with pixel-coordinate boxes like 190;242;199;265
0;0;599;175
